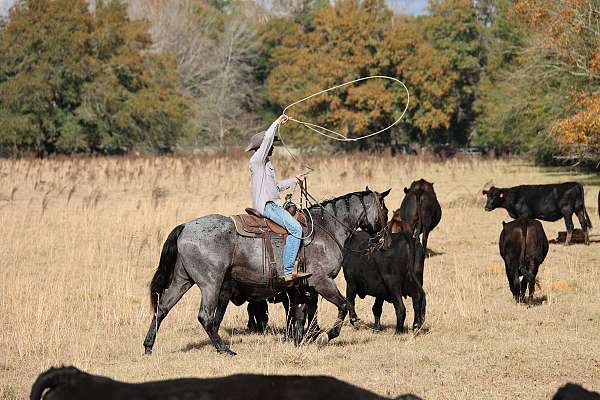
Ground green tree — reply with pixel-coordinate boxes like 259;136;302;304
422;0;483;144
0;0;189;155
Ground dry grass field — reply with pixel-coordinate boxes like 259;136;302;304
0;153;599;399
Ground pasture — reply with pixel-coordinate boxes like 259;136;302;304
0;154;599;399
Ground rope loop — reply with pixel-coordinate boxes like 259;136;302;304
281;75;410;142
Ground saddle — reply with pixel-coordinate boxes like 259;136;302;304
230;207;307;238
230;205;308;287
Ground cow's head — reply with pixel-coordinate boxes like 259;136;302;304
482;186;505;211
409;178;434;193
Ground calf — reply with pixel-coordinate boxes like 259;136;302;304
499;218;548;303
343;231;426;333
483;182;592;245
31;366;422;400
389;209;414;234
400;179;442;252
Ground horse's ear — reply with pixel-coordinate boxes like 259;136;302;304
404;187;409;193
365;185;370;191
380;188;391;198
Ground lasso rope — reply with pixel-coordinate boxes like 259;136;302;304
281;75;410;142
274;75;410;240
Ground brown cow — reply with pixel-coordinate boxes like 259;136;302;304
389;209;414;234
399;179;442;252
499;218;549;303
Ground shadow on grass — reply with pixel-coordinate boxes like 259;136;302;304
426;248;444;257
181;339;213;352
526;295;548;307
223;326;289;337
329;336;372;347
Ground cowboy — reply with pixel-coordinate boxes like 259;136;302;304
246;115;312;283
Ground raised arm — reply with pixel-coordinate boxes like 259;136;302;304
250;120;279;165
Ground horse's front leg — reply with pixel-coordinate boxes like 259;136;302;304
313;277;348;347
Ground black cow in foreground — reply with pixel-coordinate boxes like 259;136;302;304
483;182;592;245
552;383;600;400
31;366;423;400
343;231;426;333
400;179;442;253
499;218;549;303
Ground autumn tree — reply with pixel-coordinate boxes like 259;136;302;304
380;15;457;144
513;0;600;161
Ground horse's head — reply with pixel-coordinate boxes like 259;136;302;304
358;186;391;235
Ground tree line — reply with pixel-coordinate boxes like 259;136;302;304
0;0;598;167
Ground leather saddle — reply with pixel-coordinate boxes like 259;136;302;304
230;205;308;287
230;207;306;238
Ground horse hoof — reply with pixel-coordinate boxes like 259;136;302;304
315;333;329;348
349;317;361;327
218;348;237;356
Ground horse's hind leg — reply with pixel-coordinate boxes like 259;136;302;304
313;278;348;347
197;284;236;356
143;264;192;355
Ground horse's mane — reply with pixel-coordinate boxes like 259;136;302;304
307;189;374;210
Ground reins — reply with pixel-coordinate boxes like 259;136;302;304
300;186;388;254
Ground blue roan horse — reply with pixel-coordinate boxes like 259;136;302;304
143;188;390;355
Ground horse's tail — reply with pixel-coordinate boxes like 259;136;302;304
30;366;80;400
150;224;185;310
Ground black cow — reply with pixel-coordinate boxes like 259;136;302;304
245;289;320;341
499;218;549;303
400;179;442;252
483;182;592;245
343;231;426;333
552;383;600;400
31;366;423;400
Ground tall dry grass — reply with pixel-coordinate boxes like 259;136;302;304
0;153;599;399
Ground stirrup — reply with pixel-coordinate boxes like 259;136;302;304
293;271;312;279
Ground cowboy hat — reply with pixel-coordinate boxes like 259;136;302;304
245;130;282;152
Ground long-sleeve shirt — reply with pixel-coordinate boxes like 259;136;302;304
250;120;297;214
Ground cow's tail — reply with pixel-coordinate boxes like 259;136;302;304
30;366;80;400
414;189;424;239
518;219;534;283
150;224;185;310
578;183;592;230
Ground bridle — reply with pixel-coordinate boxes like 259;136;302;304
300;187;388;253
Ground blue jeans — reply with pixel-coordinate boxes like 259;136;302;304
263;202;302;275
